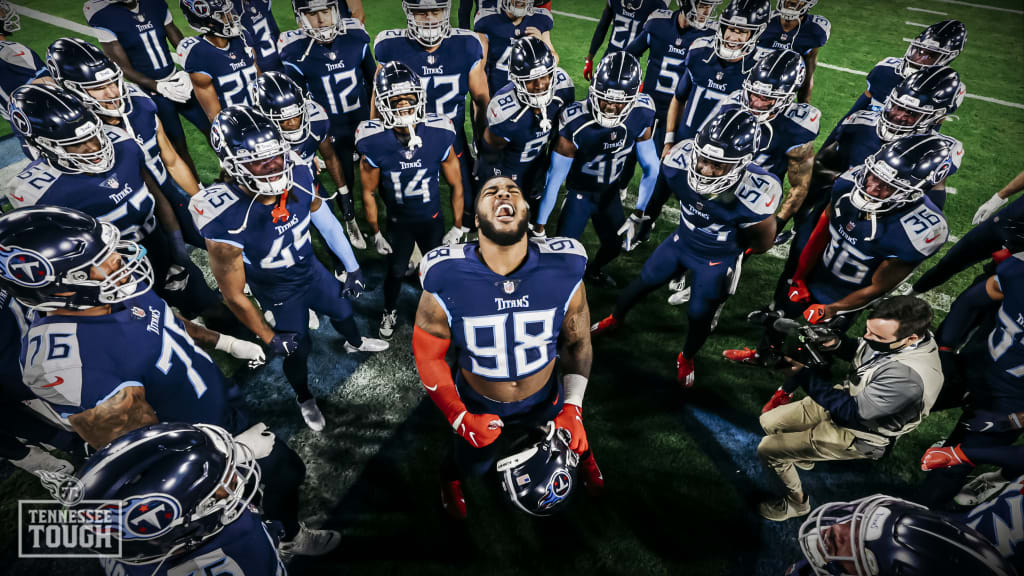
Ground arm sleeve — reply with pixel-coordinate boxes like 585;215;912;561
853;364;923;423
311;203;360;272
625;29;650;58
360;42;377;91
635;138;661;211
539;150;573;225
961;445;1024;469
587;5;615;57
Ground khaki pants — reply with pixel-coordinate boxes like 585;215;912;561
757;396;872;497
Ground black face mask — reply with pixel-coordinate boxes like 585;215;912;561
865;337;912;354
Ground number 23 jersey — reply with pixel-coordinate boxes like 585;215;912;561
420;237;587;382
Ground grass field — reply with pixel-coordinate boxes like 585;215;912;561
2;1;1024;575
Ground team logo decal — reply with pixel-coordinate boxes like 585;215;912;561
184;0;211;17
38;471;84;506
10;108;31;137
0;245;53;287
101;175;120;190
209;124;225;153
503;280;516;294
675;38;682;46
328;51;337;60
427;54;436;65
780;34;788;41
131;306;146;319
715;71;724;81
122;494;182;540
537;470;572;510
932;157;952;184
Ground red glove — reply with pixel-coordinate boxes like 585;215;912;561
553;404;588;454
993;248;1012;264
788;279;811;303
921;444;973;470
803;304;827;324
455;412;504;448
583;57;594;81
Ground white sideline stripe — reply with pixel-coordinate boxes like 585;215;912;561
933;0;1024;14
903;37;917;43
11;4;99;38
551;9;600;22
907;6;948;14
947;186;957;195
817;62;869;75
904;20;931;27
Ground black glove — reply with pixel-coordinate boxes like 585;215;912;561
342;268;366;299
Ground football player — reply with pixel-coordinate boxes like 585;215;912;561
414;176;602;519
756;0;830;103
374;0;491;225
582;0;672;81
458;0;553;29
279;0;376;231
178;0;260;122
0;0;54;141
594;109;780;387
476;36;574;224
663;0;772;158
0;206;339;558
233;0;283;72
193;106;387;431
250;70;364;248
473;0;554;97
356;62;465;339
538;51;659;287
726;135;956;411
84;0;207;174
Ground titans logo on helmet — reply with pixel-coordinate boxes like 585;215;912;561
0;245;53;287
184;0;212;17
538;469;573;510
122;494;183;540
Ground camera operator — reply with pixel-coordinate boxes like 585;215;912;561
757;296;944;522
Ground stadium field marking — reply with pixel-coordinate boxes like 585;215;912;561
550;9;600;22
907;6;948;14
904;20;931;27
933;0;1024;14
11;4;99;38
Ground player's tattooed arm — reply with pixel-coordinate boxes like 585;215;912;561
798;49;818;103
558;283;593;379
191;72;222;122
207;240;276;344
414;290;452;340
824;258;917;318
482;125;507;150
360;158;382;234
468;59;491;134
741;216;778;255
175;312;221;348
441;146;464;228
778;142;816;221
156;118;200;196
68;386;159;449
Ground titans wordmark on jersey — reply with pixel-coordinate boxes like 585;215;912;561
473;7;554;96
626;9;713;112
85;0;176;81
179;33;259;109
674;36;764;141
758;13;831;56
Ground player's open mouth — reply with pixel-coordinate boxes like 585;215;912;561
495;201;515;222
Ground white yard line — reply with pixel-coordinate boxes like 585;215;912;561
11;3;98;38
904;20;931;27
907;6;949;15
550;9;600;22
933;0;1024;14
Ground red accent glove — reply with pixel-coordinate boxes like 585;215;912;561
455;412;504;448
921;444;973;470
583;57;594;81
788;279;811;303
992;248;1012;264
553;404;588;454
803;304;827;324
792;207;832;283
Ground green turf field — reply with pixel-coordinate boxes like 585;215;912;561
2;1;1023;575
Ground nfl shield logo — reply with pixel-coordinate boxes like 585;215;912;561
102;176;120;189
329;52;337;60
846;221;856;232
695;201;704;211
136;13;146;22
503;280;516;294
230;52;237;59
404;148;415;159
715;71;724;81
427;54;436;65
131;307;146;319
780;34;788;41
610;132;618;141
675;38;682;46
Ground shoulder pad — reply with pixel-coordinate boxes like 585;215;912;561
809;15;831;40
125;83;156;107
649;9;673;22
474;7;500;27
663;140;694;172
535;236;588;261
635;93;656;112
690;36;715;51
899;203;948;257
559;101;587;127
785;103;821;134
878;56;902;69
21;322;86;409
0;42;39;71
341;18;365;33
11;161;60;208
307;100;328;123
423;113;456;133
178;36;203;62
553;67;574;91
278;29;307;51
190;184;241;231
487;89;527;125
449;28;485;54
844;110;878;128
355;119;386;144
419;244;468;291
101;124;134;145
937;134;964;171
83;0;114;21
374;28;406;50
737;168;783;216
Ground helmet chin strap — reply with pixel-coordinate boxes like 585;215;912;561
271;189;291;223
538;108;552;132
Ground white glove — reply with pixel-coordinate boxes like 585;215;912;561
374;232;393;255
973;193;1009;225
156;70;193;103
216;334;266;368
528;223;546;239
442;225;469;246
11;445;74;476
617;213;649;252
345;218;366;249
233;423;275;462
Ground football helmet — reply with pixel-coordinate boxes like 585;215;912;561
292;0;346;42
500;0;534;18
798;495;1016;576
877;66;964;142
250;71;310;146
687;108;760;197
403;0;451;48
776;0;817;20
210;106;294;196
374;61;427;130
8;83;115;174
588;51;642;128
622;0;644;10
851;133;958;214
902;20;966;77
508;36;556;110
0;206;153;311
0;0;21;36
46;37;131;118
180;0;242;38
76;423;260;565
715;0;771;60
681;0;723;30
496;422;579;517
740;48;806;122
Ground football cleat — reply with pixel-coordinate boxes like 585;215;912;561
762;388;794;413
590;314;619;336
676;353;695;388
278;523;341;558
759;493;810;522
667;278;691;306
308;309;320;330
722;347;761;365
440;478;467;520
579;451;604;497
378;309;398;340
954;470;1009;507
298;398;325;432
344;337;390;353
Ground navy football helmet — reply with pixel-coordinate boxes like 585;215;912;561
589;51;642;128
715;0;771;60
741;48;806;122
902;20;966;77
403;0;451;48
500;0;535;18
46;37;130;118
250;71;310;146
852;134;959;214
878;66;964;142
0;206;153;311
776;0;817;20
210;106;294;196
496;422;579;517
292;0;347;42
374;61;427;131
508;36;556;111
0;0;21;36
9;83;115;174
180;0;242;37
799;495;1016;576
681;0;723;30
76;423;260;565
687;108;761;197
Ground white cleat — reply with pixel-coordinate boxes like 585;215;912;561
308;309;320;331
264;309;276;327
954;470;1009;506
379;309;398;340
344;337;390;353
297;398;325;432
278;523;340;558
667;278;691;306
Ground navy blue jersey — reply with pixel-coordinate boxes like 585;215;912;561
192;163;320;303
714;94;820;182
10;127;156;241
179;33;259;109
806;169;949;304
473;8;553;96
865;57;904;110
374;28;484;138
278;21;372;133
85;0;176;81
99;508;285;576
235;0;282;72
605;0;673;52
420;237;587;381
965;473;1024;567
558;94;656;196
0;289;32;399
626;10;713;112
984;253;1024;409
355;114;456;223
477;68;574;183
674;37;763;141
291;100;331;166
21;288;231;425
757;14;831;55
0;42;49;122
117;84;169;187
661;140;781;257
